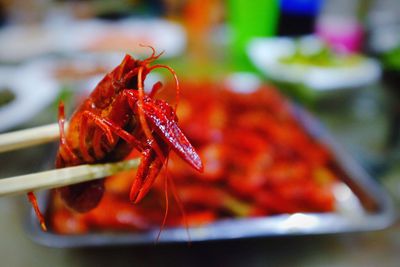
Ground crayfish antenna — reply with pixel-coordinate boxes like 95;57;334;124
155;163;170;243
136;66;168;164
148;64;180;109
139;44;165;64
168;171;191;244
155;159;191;244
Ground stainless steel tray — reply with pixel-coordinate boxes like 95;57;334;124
25;106;395;247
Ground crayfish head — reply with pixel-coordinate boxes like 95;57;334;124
88;54;139;109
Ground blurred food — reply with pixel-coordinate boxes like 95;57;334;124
381;45;400;98
381;45;400;150
382;46;400;72
279;44;362;68
0;88;15;107
47;80;342;235
248;37;381;90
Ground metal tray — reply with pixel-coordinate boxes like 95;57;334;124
25;106;395;247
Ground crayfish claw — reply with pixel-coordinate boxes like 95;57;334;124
129;148;164;203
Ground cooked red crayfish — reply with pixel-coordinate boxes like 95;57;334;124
29;48;203;230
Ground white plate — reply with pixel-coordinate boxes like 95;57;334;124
0;66;59;132
0;19;187;63
247;36;382;91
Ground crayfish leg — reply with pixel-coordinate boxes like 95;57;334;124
56;101;79;166
78;112;96;162
27;192;47;231
79;111;117;162
81;110;142;147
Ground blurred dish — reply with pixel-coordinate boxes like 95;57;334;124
247;36;381;91
24;53;165;98
0;25;58;63
0;19;186;63
81;19;186;57
0;66;58;132
26;79;394;246
25;53;122;94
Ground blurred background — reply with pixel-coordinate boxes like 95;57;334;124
0;0;399;266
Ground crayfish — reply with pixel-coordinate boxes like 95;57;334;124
29;48;203;230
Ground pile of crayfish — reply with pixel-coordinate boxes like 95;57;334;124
46;76;340;234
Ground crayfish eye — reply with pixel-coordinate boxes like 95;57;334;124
125;77;138;90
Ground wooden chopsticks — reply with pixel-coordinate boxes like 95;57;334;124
0;123;61;153
0;158;139;197
0;123;139;196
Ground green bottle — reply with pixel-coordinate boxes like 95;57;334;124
227;0;279;71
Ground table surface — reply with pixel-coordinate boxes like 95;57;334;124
0;197;400;267
0;74;399;267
